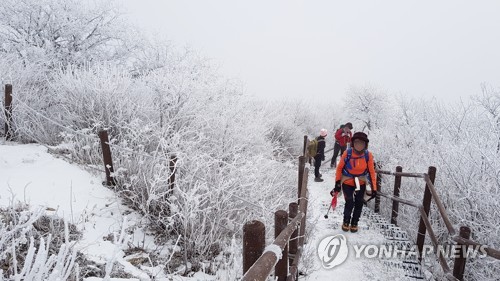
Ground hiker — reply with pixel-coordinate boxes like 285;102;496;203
314;129;327;182
330;124;344;167
330;132;377;233
330;122;353;168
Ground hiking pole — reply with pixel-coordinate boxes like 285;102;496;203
324;204;332;219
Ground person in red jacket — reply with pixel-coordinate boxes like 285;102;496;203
330;132;377;233
330;122;353;168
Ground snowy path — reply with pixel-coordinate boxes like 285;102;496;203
303;167;412;280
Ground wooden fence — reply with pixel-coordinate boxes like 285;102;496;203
241;135;313;281
376;166;500;280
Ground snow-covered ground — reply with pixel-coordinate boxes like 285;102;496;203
1;142;413;280
0;142;215;280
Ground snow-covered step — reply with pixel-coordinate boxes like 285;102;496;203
362;208;425;280
382;260;424;279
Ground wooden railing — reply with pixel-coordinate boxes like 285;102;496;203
242;155;309;281
241;136;313;281
376;167;500;280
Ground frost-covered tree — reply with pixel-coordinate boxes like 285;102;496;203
344;84;391;132
262;99;337;158
0;0;137;67
366;89;500;281
474;83;500;152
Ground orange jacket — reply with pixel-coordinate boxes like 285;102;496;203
335;150;377;191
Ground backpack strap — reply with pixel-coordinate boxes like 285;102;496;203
344;148;353;169
342;149;370;178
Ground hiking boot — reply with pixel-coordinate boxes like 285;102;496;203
319;173;323;177
350;224;358;233
314;177;324;182
341;222;350;232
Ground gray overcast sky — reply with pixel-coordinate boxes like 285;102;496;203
120;0;500;102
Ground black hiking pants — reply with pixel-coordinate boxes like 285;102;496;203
331;142;346;166
342;183;366;225
314;155;322;178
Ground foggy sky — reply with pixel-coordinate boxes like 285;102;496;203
120;0;500;102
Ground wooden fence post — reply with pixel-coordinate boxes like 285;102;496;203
304;135;312;165
417;166;436;261
375;162;382;213
391;166;403;225
288;202;298;269
4;84;13;141
453;226;471;280
275;210;288;281
298;156;306;200
298;167;309;246
98;130;116;186
243;220;265;274
303;135;308;157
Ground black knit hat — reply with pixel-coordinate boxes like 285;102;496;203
351;132;369;143
344;122;353;129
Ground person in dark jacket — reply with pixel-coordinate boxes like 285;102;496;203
314;129;327;182
330;122;353;168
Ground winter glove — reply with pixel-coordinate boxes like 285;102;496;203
330;189;335;197
371;190;378;198
333;180;342;193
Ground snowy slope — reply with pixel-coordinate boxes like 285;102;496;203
0;142;217;280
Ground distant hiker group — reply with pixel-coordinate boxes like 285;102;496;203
308;122;353;182
308;123;378;233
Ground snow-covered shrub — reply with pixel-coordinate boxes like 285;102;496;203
262;100;334;158
0;205;80;280
0;0;141;144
